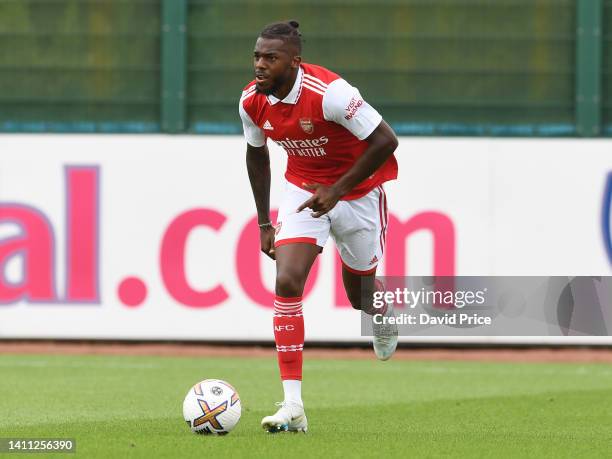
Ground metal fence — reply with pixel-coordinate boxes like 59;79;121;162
0;0;609;136
0;0;161;132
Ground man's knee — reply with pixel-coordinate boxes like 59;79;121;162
275;270;306;297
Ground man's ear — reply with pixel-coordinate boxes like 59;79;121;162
292;55;302;69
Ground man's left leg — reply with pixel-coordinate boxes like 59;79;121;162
341;266;397;361
331;185;397;360
341;267;378;314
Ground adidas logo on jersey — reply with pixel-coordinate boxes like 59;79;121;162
369;255;378;265
263;120;274;130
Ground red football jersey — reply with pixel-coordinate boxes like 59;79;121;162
239;63;398;200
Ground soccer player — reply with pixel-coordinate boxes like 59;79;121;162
239;20;399;433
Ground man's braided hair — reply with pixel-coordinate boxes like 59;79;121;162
260;20;302;54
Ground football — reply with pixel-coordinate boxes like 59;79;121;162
183;379;241;435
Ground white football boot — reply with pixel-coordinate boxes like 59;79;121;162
372;301;398;361
261;401;308;433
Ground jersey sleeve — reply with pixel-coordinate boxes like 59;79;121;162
239;97;266;147
322;79;383;140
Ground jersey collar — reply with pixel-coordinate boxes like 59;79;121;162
267;66;303;105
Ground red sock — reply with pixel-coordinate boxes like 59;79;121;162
273;295;304;381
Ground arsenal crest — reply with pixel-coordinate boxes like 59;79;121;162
299;118;314;134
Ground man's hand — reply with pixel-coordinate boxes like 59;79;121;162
297;182;343;218
260;225;276;259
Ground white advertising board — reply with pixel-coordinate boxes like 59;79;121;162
0;135;610;343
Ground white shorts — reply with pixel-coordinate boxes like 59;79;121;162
275;181;388;275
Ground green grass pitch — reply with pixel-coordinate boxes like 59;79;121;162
1;353;611;458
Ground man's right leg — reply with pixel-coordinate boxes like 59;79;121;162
261;242;320;433
261;182;329;432
274;242;320;401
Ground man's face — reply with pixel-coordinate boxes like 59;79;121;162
253;37;299;95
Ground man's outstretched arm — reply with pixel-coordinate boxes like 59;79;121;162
297;120;398;217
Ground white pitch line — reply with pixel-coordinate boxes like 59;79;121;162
0;360;159;369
